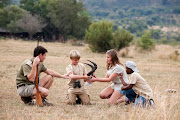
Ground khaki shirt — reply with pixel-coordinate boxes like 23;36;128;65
16;58;47;87
66;63;87;94
128;72;153;99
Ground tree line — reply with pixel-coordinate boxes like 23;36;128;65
0;0;91;41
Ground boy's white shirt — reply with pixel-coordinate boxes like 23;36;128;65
128;72;153;99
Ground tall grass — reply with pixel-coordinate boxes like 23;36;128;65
0;39;179;120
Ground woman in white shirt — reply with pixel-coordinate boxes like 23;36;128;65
89;49;128;104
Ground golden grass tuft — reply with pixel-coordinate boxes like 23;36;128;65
0;39;179;120
151;45;180;61
119;46;136;58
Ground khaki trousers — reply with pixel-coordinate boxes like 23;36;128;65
66;92;90;105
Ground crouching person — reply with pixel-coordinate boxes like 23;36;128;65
16;46;69;106
66;50;91;105
117;61;155;108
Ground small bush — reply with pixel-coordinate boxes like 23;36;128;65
169;50;179;61
85;21;113;52
110;29;133;51
137;30;155;51
85;21;133;53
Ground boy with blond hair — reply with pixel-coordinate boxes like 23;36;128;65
66;50;91;105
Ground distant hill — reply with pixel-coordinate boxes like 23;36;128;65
8;0;180;27
83;0;180;27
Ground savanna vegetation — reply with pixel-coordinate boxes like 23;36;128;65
0;39;179;119
0;1;180;119
0;0;91;41
0;0;180;45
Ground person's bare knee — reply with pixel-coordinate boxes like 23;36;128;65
99;93;110;99
41;89;48;98
99;86;113;99
47;75;53;84
33;87;48;98
108;91;122;105
37;87;49;98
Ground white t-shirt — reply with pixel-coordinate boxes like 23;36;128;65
107;64;128;91
129;72;153;99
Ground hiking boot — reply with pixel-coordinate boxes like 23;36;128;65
42;98;53;106
76;96;81;104
21;96;35;106
149;99;156;108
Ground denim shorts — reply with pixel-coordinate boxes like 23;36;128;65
119;89;151;107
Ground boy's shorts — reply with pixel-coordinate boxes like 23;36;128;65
119;89;154;107
66;92;90;105
17;84;35;97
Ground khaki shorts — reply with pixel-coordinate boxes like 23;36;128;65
17;84;35;97
66;92;90;105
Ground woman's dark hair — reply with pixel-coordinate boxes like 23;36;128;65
106;49;123;70
33;46;48;57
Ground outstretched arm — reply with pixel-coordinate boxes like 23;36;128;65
44;69;69;79
69;74;91;80
90;73;117;82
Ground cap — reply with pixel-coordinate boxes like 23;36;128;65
125;61;139;72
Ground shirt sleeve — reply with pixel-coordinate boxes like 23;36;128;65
129;73;137;84
41;63;47;72
113;65;123;74
66;65;72;74
22;64;31;77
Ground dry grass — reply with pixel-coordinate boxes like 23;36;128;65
0;39;180;120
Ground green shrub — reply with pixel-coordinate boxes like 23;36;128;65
85;21;134;52
137;31;155;51
85;21;113;52
110;29;133;50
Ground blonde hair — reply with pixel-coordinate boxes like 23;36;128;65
106;49;123;70
70;50;81;59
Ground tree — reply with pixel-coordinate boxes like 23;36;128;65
150;29;162;39
137;31;154;51
127;20;148;33
0;5;26;32
20;0;37;15
47;0;91;40
85;21;113;52
110;29;133;50
71;11;91;39
0;0;11;8
16;12;46;39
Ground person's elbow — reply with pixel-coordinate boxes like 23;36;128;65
28;77;34;82
27;75;34;82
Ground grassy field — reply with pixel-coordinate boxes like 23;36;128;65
0;39;180;120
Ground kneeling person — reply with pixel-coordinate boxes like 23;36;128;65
66;50;91;105
16;46;69;106
118;61;155;107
